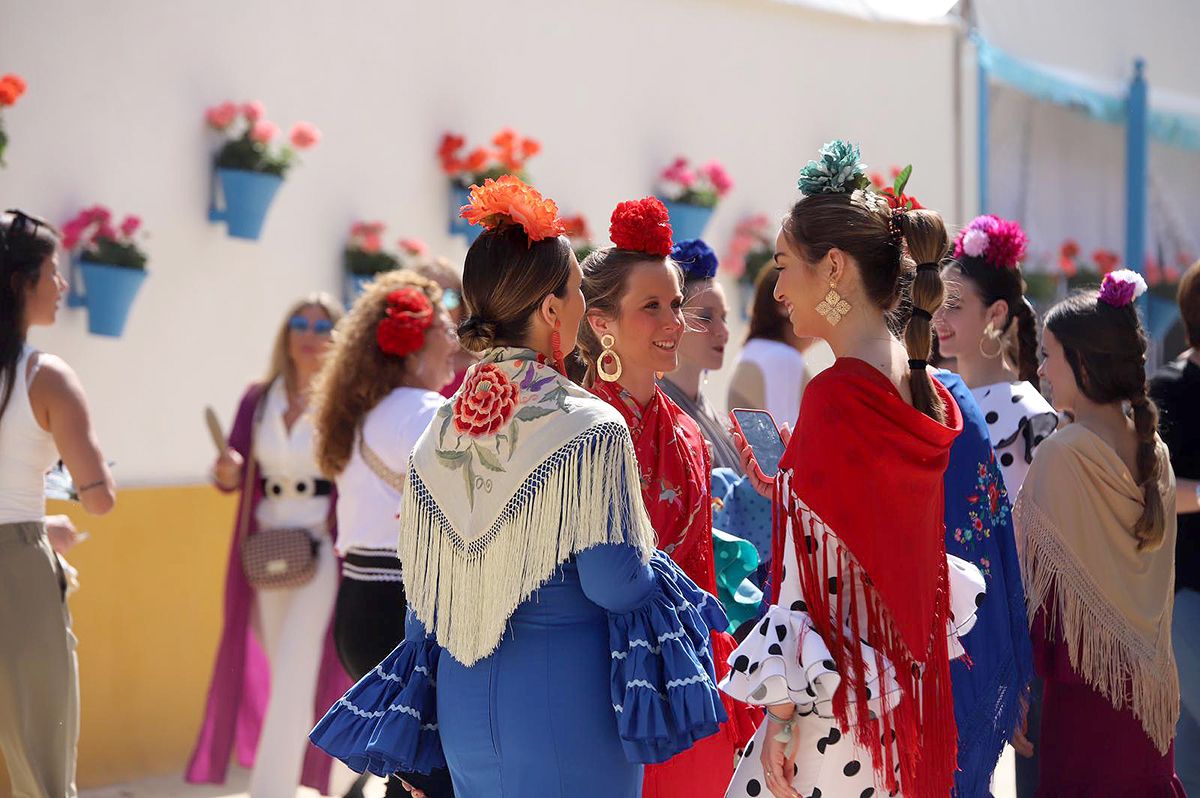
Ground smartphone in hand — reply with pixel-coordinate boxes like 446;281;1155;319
730;408;786;478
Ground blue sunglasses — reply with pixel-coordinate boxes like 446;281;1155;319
288;315;334;335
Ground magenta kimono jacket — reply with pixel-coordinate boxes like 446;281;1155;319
186;382;351;791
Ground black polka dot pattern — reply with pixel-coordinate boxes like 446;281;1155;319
985;411;999;424
746;778;761;796
791;600;807;612
733;655;750;672
1000;452;1014;467
844;760;862;777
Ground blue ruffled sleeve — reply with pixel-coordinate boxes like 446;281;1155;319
587;548;731;764
308;613;445;776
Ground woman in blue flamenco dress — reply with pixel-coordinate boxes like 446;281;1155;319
310;176;730;797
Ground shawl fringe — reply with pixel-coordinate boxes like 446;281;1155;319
1017;495;1179;753
774;474;957;798
399;421;657;667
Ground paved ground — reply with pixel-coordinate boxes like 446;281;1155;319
81;748;1019;797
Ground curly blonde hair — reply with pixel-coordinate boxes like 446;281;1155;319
311;270;442;477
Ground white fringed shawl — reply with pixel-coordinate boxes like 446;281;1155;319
398;349;657;666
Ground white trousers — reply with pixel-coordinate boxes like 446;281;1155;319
249;537;338;798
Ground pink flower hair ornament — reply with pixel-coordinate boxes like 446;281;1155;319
953;214;1027;271
1098;269;1148;308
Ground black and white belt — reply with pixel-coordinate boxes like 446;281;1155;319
260;476;333;499
342;547;403;582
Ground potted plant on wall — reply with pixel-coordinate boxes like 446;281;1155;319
438;128;541;242
656;156;733;241
61;206;149;337
725;214;774;317
0;72;27;167
205;100;320;240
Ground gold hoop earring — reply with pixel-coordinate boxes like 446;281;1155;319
816;281;852;326
597;334;623;382
979;323;1003;359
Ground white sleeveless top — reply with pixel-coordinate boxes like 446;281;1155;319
0;346;59;524
253;378;331;532
732;338;807;429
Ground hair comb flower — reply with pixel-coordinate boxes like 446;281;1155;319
610;197;673;257
377;287;434;357
670;238;718;280
797;139;870;196
953;214;1027;271
459;175;566;245
1098;268;1148;308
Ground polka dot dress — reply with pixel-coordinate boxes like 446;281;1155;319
720;493;986;798
970;381;1057;496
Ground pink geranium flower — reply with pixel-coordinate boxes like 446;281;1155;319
119;215;142;237
289;121;321;150
242;101;265;123
205;102;239;130
701;161;733;195
250;120;278;144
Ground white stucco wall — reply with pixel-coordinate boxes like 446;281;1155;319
1;0;958;484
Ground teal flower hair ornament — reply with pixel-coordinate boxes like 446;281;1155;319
797;139;871;196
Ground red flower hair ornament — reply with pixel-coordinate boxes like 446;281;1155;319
377;287;434;358
609;197;673;257
459;174;566;246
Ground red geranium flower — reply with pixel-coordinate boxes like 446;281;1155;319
453;363;520;437
610;197;673;257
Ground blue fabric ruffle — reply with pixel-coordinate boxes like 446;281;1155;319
607;550;730;764
309;638;445;777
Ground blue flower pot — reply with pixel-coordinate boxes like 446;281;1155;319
660;199;714;242
209;168;284;240
78;260;148;337
344;273;375;307
448;183;482;244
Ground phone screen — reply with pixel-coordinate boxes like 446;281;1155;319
731;409;786;478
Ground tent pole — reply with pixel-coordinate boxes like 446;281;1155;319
977;41;989;215
1125;59;1148;292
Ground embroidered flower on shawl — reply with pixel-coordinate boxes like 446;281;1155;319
953;450;1010;576
453;363;520;437
1098;268;1148;307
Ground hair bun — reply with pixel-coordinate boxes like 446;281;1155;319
457;314;499;351
610;197;673;257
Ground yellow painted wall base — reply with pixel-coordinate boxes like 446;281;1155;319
0;485;237;796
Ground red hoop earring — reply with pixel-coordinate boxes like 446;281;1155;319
551;320;567;376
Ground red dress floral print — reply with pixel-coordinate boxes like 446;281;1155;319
591;381;759;798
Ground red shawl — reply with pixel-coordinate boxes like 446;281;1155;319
591;384;759;757
771;359;962;798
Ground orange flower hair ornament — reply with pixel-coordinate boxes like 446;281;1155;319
377;287;435;358
459;175;566;245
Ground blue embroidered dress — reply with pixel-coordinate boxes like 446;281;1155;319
310;350;728;797
938;371;1035;797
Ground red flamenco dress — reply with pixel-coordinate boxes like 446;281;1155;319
593;381;760;798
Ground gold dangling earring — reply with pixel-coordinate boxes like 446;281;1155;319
979;322;1003;359
816;280;852;326
597;334;623;382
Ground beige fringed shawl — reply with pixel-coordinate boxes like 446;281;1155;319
1015;423;1179;752
397;348;657;667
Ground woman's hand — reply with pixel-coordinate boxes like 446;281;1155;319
45;514;85;554
211;447;244;490
760;708;802;798
398;779;426;798
731;419;791;500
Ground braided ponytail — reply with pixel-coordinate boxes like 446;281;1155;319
1046;291;1168;549
1130;388;1166;550
896;209;948;424
1011;295;1041;391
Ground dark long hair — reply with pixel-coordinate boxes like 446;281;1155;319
783;192;948;423
745;266;791;345
0;210;60;423
948;255;1041;390
456;224;573;353
1045;291;1165;550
